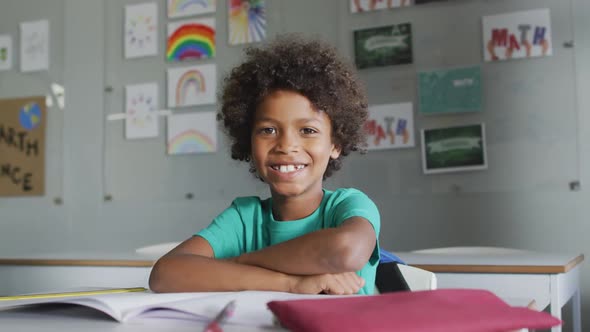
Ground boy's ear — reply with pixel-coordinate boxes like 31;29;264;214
330;144;342;160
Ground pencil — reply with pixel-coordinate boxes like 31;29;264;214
0;287;147;301
203;299;236;332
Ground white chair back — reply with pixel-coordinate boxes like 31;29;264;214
397;264;437;291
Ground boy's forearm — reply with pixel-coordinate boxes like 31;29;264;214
235;227;363;275
149;253;294;293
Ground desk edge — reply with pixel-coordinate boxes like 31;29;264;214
0;259;154;267
411;254;584;274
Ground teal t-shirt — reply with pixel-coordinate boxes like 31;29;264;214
196;188;381;295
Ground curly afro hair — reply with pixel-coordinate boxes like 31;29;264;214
218;34;368;178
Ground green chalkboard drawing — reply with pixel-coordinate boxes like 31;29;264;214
354;23;412;69
419;66;482;115
421;124;487;174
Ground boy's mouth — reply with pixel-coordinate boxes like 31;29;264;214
270;164;307;173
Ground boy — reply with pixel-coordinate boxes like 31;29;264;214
149;35;380;295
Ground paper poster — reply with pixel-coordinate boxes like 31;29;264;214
167;111;217;155
0;35;12;71
229;0;266;45
419;66;482;115
0;96;46;196
167;17;215;61
125;83;159;139
167;64;216;108
20;20;49;72
167;0;216;18
482;8;552;62
421;124;487;174
124;2;158;59
354;23;412;69
365;102;415;150
350;0;413;13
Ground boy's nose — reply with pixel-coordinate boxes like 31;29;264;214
275;132;299;153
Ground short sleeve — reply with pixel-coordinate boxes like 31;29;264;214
330;189;381;265
196;201;245;259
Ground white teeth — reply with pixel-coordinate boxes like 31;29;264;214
274;165;305;173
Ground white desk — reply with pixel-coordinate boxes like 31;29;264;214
396;247;584;332
0;251;154;295
0;249;579;331
0;305;285;332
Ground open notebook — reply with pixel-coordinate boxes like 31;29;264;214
0;288;331;327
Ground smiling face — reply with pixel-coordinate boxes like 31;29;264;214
251;90;341;201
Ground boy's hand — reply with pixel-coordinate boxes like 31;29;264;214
288;272;365;295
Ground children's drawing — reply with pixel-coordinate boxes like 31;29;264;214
19;102;43;131
167;0;216;18
0;35;12;71
421;124;487;174
167;18;215;61
20;20;49;72
167;64;216;108
124;3;158;59
482;8;552;62
354;23;413;69
419;66;482;115
167;111;217;155
350;0;413;13
229;0;266;45
125;83;159;139
365;102;415;150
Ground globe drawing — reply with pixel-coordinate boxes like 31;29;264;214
19;102;42;130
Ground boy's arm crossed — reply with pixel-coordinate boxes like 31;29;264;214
149;235;365;295
233;217;377;275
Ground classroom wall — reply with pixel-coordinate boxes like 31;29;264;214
0;0;588;328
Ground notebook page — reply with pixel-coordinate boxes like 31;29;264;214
86;291;224;321
135;291;345;327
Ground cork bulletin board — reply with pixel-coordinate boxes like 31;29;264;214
0;96;46;196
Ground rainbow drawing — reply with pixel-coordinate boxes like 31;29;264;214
168;129;215;154
229;0;266;45
175;69;206;106
167;0;215;18
167;64;216;107
167;19;215;61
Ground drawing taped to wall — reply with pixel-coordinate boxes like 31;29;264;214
124;3;158;59
0;35;12;71
354;23;412;69
229;0;266;45
20;20;49;72
365;102;415;150
125;83;159;139
167;0;216;18
167;17;215;61
167;111;217;155
419;66;482;115
482;8;552;62
167;64;216;108
421;124;487;174
350;0;413;13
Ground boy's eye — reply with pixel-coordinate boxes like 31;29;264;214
301;128;318;135
259;127;276;135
